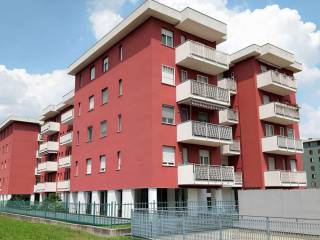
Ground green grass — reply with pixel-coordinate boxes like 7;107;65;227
0;215;135;240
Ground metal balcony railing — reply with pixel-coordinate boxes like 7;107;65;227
277;136;303;151
229;140;241;152
191;121;232;141
274;102;300;120
194;164;234;182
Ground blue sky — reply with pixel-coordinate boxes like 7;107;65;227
0;0;319;138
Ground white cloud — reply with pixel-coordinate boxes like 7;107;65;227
0;65;73;122
300;103;320;139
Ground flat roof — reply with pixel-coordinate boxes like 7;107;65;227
303;138;320;144
0;116;40;132
67;0;227;75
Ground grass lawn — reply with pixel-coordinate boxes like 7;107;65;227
0;215;134;240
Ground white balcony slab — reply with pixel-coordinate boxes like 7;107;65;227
217;78;237;95
219;109;239;125
222;140;241;156
259;102;299;125
264;171;307;187
60;132;73;146
57;180;70;192
40;122;60;135
61;109;74;125
34;182;56;193
39;141;59;155
38;161;58;173
262;136;303;155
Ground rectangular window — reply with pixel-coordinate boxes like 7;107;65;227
117;114;122;132
197;75;208;83
117;151;121;170
79;75;83;88
161;28;173;47
86;159;92;174
78;102;81;116
89;96;94;111
312;174;316;179
119;79;123;96
280;127;285;136
76;131;80;145
263;95;270;104
162;105;174;125
75;161;79;176
103;57;109;72
309;149;313;155
180;35;186;44
162;65;175;85
101;88;108;104
100;155;106;172
265;124;274;137
87;126;93;143
182;148;188;164
287;128;294;139
198;111;209;123
90;66;95;80
162;146;175;166
181;70;188;82
100;121;107;137
119;45;123;61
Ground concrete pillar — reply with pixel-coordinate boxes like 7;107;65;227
30;194;35;203
69;192;78;213
107;190;118;217
122;189;134;218
78;191;86;214
39;193;45;203
148;188;157;211
167;189;176;208
198;189;208;203
92;191;100;215
187;188;198;215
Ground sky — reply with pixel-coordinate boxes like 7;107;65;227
0;0;319;138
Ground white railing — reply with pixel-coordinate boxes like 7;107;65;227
61;109;74;124
229;140;241;152
274;102;300;120
259;70;297;89
194;164;235;182
38;161;58;172
60;132;73;146
234;172;243;186
190;80;230;104
218;78;237;92
187;40;229;66
34;182;56;193
226;109;239;122
39;141;59;154
40;122;60;134
57;180;70;191
277;136;303;151
265;170;306;187
191;121;232;141
58;155;71;168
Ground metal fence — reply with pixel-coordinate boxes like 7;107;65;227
132;210;320;239
0;200;237;228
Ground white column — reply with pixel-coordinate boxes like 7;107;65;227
148;188;157;211
39;193;45;203
122;189;134;218
167;189;176;208
107;190;118;217
92;191;100;215
30;194;35;203
187;188;198;215
69;192;78;213
78;191;86;214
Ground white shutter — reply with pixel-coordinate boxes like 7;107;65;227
162;28;173;37
162;146;175;166
162;66;175;85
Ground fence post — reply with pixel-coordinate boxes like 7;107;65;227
219;214;223;240
93;202;96;226
77;201;80;223
266;217;271;240
182;216;186;240
110;202;114;227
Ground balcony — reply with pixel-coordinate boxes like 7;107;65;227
217;78;237;95
61;109;74;125
58;155;71;168
264;171;307;187
34;182;56;193
36;150;41;159
37;134;43;142
177;121;232;147
60;132;73;146
234;172;243;187
40;122;60;135
34;167;40;176
176;40;229;75
259;102;300;125
261;136;303;155
39;141;59;155
178;164;240;187
57;180;70;192
219;109;239;125
176;80;230;109
257;70;297;96
38;161;58;173
222;140;241;156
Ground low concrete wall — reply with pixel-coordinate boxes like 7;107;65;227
0;212;131;237
238;189;320;219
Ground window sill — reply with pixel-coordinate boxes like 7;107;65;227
161;82;176;87
162;164;175;167
116;168;120;171
86;173;91;175
88;109;94;112
116;131;122;133
162;122;176;126
99;171;106;174
161;43;174;49
100;136;107;139
101;102;108;106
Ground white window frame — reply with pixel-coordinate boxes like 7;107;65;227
103;57;109;72
287;128;295;139
180;35;186;44
89;96;94;111
162;146;175;166
100;120;107;138
87;126;93;143
161;65;175;86
119;79;123;96
161;28;173;47
181;70;188;82
101;88;108;105
99;155;106;172
117;114;122;132
197;74;209;83
279;127;285;136
90;66;95;80
86;159;92;175
117;151;121;170
162;105;175;125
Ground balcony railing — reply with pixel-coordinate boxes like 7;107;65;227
217;78;237;94
176;40;229;75
261;136;303;155
60;132;73;146
37;134;43;142
38;161;58;173
58;155;71;168
39;141;59;155
219;109;239;125
61;109;74;125
34;182;56;193
257;70;297;96
57;180;70;192
234;172;243;187
178;164;240;186
259;102;299;125
40;122;60;135
222;140;241;156
177;121;233;147
264;170;307;187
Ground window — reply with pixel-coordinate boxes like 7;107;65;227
100;155;106;172
198;112;209;123
90;66;95;80
101;88;109;104
75;161;79;176
119;45;123;61
311;166;315;171
119;79;123;96
199;150;210;165
117;151;121;170
87;126;93;143
162;65;175;85
78;102;81;116
162;146;175;166
312;174;316;179
79;74;83;88
100;121;107;137
182;148;188;164
89;96;94;111
263;95;270;104
161;28;173;47
76;131;80;145
265;124;274;137
162;105;174;124
181;70;188;82
103;57;109;72
310;149;313;155
197;75;208;83
260;64;267;73
268;157;275;170
117;114;122;132
181;108;189;122
86;159;92;174
287;128;294;139
310;157;314;163
180;35;186;44
280;127;285;136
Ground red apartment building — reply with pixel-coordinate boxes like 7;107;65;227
0;116;39;201
32;0;306;207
